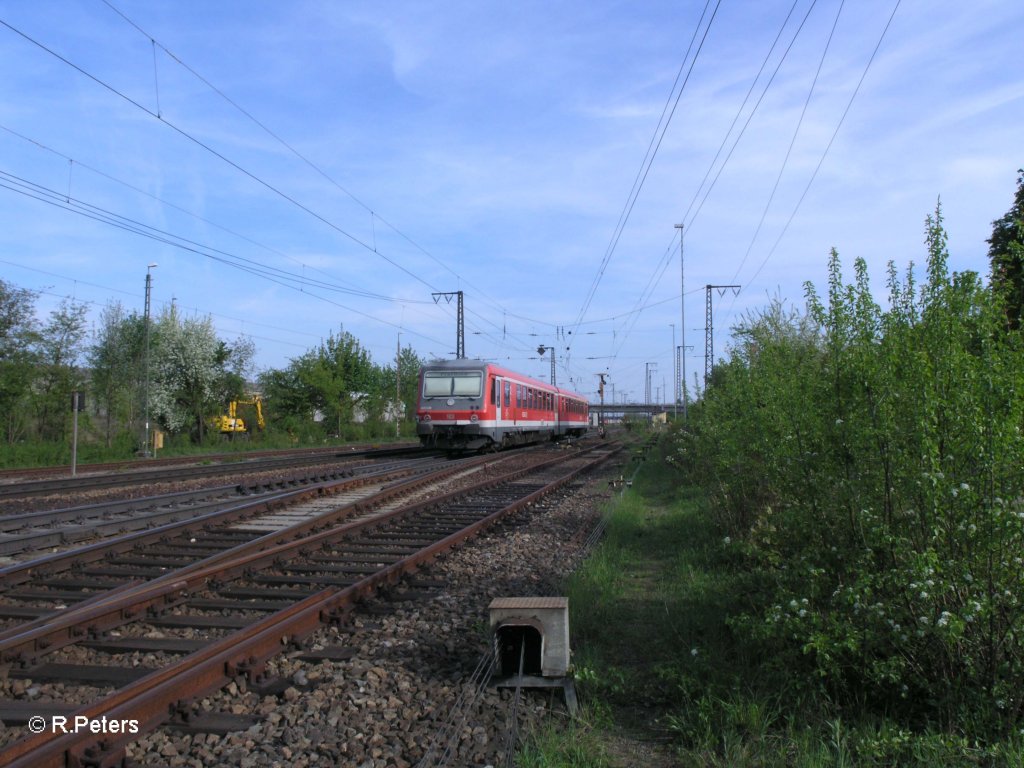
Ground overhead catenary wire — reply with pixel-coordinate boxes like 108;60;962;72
745;0;902;289
678;0;806;233
1;119;528;360
0;5;910;399
714;0;847;330
98;0;541;356
1;260;325;351
568;0;722;346
720;0;902;332
0;18;442;295
570;0;822;391
0;170;453;350
0;122;405;305
603;0;887;393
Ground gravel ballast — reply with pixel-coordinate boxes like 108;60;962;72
119;451;625;768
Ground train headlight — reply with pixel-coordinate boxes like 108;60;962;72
422;414;431;422
469;414;479;423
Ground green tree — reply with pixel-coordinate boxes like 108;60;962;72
396;345;424;428
258;365;314;438
0;280;40;444
32;299;88;441
301;330;376;437
988;169;1024;328
679;206;1024;734
87;302;146;448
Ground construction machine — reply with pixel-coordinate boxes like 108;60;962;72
214;395;265;436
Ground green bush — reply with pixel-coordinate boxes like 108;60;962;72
677;207;1024;735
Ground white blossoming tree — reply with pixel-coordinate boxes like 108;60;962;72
149;307;228;443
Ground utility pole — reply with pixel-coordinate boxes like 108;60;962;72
596;373;607;433
396;332;401;439
645;362;657;411
674;223;687;420
70;391;83;476
432;291;464;358
537;345;556;386
670;323;677;417
143;263;157;457
676;345;682;409
704;284;740;385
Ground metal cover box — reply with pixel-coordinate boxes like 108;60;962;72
489;596;569;678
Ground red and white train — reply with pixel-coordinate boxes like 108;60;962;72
415;359;590;451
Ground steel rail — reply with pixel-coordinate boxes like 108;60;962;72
0;443;620;768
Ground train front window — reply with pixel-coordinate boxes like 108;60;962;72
422;371;483;398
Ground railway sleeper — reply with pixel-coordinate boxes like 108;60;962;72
82;637;206;654
166;710;262;736
10;662;155;687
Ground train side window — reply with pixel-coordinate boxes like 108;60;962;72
504;381;511;408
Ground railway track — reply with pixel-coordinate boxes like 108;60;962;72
0;443;417;485
0;454;443;559
0;441;620;767
0;453;488;616
0;445;425;503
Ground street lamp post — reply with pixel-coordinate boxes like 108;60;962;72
143;263;157;457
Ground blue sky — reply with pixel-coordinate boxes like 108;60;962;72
1;1;1021;405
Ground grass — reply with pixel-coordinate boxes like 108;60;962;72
519;434;1024;767
0;426;418;469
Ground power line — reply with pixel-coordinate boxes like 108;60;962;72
1;120;530;361
714;0;847;331
0;171;451;349
682;0;820;236
0;122;401;304
568;0;722;342
98;0;540;354
742;0;903;296
0;18;440;293
0;167;426;304
734;0;845;286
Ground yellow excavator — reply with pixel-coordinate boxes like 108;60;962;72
214;395;265;436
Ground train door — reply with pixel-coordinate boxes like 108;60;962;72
503;380;511;427
493;376;502;423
